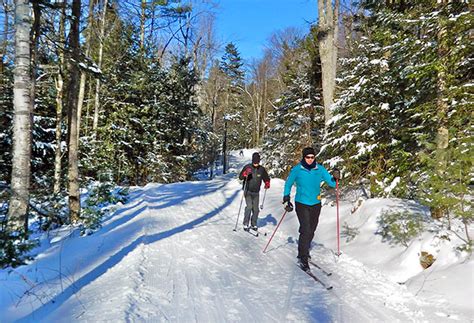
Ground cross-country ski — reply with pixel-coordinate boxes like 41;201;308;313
309;260;332;276
300;265;333;290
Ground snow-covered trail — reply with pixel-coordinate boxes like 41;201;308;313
2;152;438;322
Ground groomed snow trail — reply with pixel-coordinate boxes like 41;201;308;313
5;153;438;322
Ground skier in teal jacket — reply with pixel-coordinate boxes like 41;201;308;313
283;147;340;271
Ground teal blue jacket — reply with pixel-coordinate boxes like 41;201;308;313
283;163;336;206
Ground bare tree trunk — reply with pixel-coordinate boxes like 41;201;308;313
194;14;216;80
140;0;146;51
180;9;192;58
26;0;39;228
92;0;108;133
8;0;31;236
436;0;448;171
66;0;81;223
318;0;339;125
84;80;93;136
53;77;64;194
242;84;257;145
222;120;227;174
77;0;95;137
261;77;268;145
53;2;67;194
256;91;261;146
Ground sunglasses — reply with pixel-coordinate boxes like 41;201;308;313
304;155;315;160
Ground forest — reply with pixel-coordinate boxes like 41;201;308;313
0;1;472;267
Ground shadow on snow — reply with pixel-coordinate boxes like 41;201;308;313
101;180;228;236
17;186;239;322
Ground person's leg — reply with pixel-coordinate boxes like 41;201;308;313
250;193;260;227
307;204;322;257
295;202;312;259
242;194;252;227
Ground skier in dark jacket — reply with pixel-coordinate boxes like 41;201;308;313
239;152;270;231
283;147;340;271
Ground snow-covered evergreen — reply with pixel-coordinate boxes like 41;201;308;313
322;2;473;213
263;70;322;177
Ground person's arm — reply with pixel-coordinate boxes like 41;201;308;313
262;167;270;182
283;166;297;199
239;165;252;180
262;167;270;189
321;165;336;188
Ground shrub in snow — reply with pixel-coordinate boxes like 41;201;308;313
0;229;37;268
30;194;68;231
376;211;424;247
341;222;359;243
0;208;37;268
80;182;129;235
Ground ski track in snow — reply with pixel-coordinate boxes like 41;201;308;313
74;183;415;322
4;156;453;322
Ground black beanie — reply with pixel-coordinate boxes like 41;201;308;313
302;147;316;158
252;152;261;164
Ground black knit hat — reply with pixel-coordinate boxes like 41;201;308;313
302;147;316;158
252;152;261;164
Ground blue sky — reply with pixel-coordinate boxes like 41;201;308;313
214;0;317;61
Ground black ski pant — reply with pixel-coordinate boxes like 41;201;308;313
295;201;322;259
243;191;260;227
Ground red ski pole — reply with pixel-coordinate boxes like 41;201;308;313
263;209;288;253
336;179;341;256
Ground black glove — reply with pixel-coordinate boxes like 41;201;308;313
285;201;294;212
283;195;290;203
332;168;341;180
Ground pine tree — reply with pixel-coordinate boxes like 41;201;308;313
159;57;208;182
322;1;472;239
412;2;473;227
219;43;248;150
220;43;245;88
263;49;324;178
87;29;169;185
261;28;326;178
82;21;211;185
322;35;410;196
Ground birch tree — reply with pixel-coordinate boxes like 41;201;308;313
76;0;95;137
53;2;67;194
317;0;339;124
245;54;273;146
92;0;108;132
8;0;31;235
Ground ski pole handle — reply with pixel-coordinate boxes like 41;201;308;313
262;209;288;253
